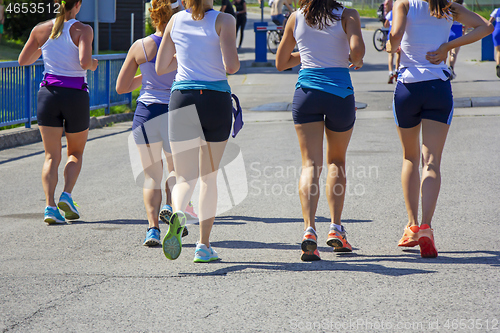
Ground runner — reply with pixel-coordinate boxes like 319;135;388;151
489;7;500;77
276;0;365;261
116;0;193;247
155;0;239;262
387;0;493;257
447;0;465;80
385;9;401;83
18;0;98;225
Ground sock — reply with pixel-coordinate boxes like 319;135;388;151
330;224;343;232
305;226;316;235
47;206;57;209
62;191;72;198
147;226;160;232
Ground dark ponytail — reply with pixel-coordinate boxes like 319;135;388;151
50;0;81;39
428;0;452;19
299;0;343;30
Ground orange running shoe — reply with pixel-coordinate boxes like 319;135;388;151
185;201;198;220
326;224;352;252
301;227;320;261
398;225;420;247
418;224;438;258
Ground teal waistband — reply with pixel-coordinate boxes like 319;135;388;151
171;80;231;94
296;67;353;98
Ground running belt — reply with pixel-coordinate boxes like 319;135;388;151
41;73;88;92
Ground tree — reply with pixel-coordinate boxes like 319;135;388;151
3;0;54;42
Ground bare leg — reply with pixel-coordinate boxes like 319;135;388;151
294;121;324;232
62;129;89;194
325;127;353;226
396;123;421;227
420;119;449;228
164;151;174;206
496;46;500;66
448;46;460;69
39;126;64;207
198;141;227;248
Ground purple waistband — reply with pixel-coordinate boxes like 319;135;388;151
41;74;88;92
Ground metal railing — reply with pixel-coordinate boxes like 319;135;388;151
0;54;132;128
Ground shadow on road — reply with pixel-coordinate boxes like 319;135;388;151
217;215;373;224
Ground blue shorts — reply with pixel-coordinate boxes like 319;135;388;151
448;24;463;42
292;88;355;132
493;27;500;47
132;102;170;152
271;14;284;26
393;79;453;128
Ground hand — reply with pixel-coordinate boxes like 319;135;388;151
348;55;363;70
91;59;98;71
426;43;449;65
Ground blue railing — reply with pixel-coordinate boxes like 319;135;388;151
0;54;132;128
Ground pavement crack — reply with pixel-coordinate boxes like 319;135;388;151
3;277;108;333
202;306;219;319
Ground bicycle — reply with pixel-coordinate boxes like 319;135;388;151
267;26;283;54
373;27;389;52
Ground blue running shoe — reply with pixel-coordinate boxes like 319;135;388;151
159;204;188;237
162;211;186;260
44;206;66;225
193;242;219;263
57;192;80;220
143;227;161;247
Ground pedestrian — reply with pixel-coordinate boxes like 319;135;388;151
155;0;239;262
447;0;465;79
220;0;236;17
276;0;365;261
271;0;293;27
387;0;493;257
18;0;98;224
234;0;247;48
385;8;401;83
116;0;198;247
489;6;500;77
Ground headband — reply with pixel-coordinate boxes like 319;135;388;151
170;0;180;9
61;0;66;5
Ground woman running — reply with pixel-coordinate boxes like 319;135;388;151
18;0;98;225
116;0;191;247
387;0;492;257
276;0;365;261
156;0;239;262
447;0;464;79
489;7;500;77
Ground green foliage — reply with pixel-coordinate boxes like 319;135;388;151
145;17;155;36
2;1;54;42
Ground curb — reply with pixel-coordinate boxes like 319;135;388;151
0;113;134;151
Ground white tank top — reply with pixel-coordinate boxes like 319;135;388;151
293;8;349;69
399;0;452;82
170;10;227;82
41;19;87;79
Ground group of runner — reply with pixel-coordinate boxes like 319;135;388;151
18;0;493;263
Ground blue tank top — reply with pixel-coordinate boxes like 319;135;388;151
137;34;176;105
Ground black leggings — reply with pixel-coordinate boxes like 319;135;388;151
236;14;247;47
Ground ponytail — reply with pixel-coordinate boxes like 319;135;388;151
428;0;452;19
186;0;205;20
50;0;80;39
299;0;342;30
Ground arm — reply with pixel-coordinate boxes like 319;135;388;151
78;25;98;70
426;3;494;64
284;0;294;13
217;13;240;74
116;41;143;94
387;0;408;53
156;18;177;76
275;12;300;71
18;26;43;66
344;8;365;69
237;2;247;15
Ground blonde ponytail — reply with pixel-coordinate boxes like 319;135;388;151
186;0;205;20
50;0;80;39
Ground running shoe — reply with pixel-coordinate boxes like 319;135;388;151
448;66;457;80
57;192;80;220
496;65;500;78
398;225;420;247
159;204;188;237
143;227;160;247
185;201;198;220
326;224;352;252
193;242;219;263
388;72;394;84
418;224;438;258
44;206;66;225
162;211;186;260
301;227;320;261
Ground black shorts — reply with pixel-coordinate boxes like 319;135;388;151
292;88;356;132
393;79;453;128
169;89;233;142
37;86;90;133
